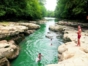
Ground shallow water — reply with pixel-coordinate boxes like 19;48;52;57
11;18;63;66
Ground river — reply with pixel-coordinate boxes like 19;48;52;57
11;17;63;66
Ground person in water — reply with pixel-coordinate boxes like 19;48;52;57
50;37;53;46
37;53;42;62
77;25;82;46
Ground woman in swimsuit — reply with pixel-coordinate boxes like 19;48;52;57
77;25;82;46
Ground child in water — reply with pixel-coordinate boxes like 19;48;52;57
51;38;53;46
36;53;42;62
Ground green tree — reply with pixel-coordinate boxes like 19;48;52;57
46;10;55;17
55;0;87;20
39;0;47;17
0;0;47;20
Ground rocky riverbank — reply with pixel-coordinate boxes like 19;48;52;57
46;20;88;66
0;22;40;66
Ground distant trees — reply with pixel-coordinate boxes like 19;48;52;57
39;0;47;17
46;10;55;17
55;0;88;20
0;0;46;20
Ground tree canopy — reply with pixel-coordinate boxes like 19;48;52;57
55;0;88;20
46;10;55;17
0;0;46;20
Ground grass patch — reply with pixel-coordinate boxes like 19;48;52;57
0;22;10;26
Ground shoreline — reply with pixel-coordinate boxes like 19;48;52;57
0;22;40;66
47;21;88;66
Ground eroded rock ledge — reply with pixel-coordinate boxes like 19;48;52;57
0;22;40;66
46;21;88;66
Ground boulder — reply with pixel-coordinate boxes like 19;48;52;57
0;57;10;66
0;40;19;59
19;23;40;30
45;35;53;39
0;25;28;39
49;25;59;32
58;44;67;54
49;25;65;33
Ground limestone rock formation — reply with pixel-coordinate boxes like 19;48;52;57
0;25;28;38
0;22;40;66
0;40;19;66
47;41;88;66
19;23;40;30
49;25;64;33
0;40;19;59
46;21;88;66
0;22;40;39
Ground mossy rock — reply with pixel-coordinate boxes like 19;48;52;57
64;37;71;43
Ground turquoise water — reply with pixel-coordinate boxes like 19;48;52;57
11;18;63;66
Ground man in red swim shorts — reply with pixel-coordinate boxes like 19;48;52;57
77;25;82;46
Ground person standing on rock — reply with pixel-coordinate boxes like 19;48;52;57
77;25;82;46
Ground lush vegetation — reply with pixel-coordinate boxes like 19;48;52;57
55;0;88;20
0;0;46;20
1;0;87;21
46;10;55;17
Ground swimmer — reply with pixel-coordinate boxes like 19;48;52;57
36;53;42;62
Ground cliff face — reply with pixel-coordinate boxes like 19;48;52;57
0;22;40;66
46;21;88;66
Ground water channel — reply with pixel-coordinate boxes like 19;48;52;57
11;18;63;66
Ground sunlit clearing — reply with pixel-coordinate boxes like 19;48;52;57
44;0;57;11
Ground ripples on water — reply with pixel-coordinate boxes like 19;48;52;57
11;17;63;66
